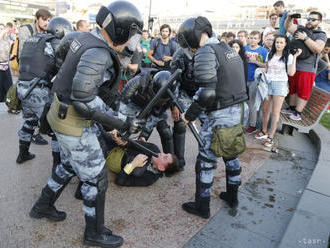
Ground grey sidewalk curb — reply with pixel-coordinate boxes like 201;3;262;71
278;124;330;248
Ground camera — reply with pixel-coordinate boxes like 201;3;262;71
290;13;301;19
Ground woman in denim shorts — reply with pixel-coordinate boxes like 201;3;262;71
255;35;302;147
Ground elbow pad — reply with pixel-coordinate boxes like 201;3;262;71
197;88;216;108
185;101;204;122
185;88;216;121
121;75;142;104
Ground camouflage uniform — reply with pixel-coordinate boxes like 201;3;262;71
16;38;58;164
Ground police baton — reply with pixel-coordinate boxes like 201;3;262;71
136;69;182;120
21;78;41;100
126;138;159;157
166;88;206;151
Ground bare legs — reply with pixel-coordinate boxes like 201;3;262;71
261;95;285;138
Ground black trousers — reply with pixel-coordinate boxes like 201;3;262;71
0;68;13;102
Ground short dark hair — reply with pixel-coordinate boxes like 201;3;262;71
237;30;248;37
226;32;235;39
76;20;86;29
160;24;171;34
6;22;13;28
250;30;261;37
310;11;322;21
164;154;180;174
142;30;149;33
273;1;284;7
35;9;52;20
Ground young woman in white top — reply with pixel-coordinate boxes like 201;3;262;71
255;34;302;147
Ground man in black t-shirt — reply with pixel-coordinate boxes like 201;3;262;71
102;129;179;186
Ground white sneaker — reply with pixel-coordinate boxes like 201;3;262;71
281;108;295;115
255;131;268;140
289;112;302;121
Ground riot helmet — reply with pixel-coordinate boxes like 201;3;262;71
177;16;212;49
96;0;143;45
150;71;175;103
47;17;73;39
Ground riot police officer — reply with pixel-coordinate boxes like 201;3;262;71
179;17;249;218
118;69;177;170
170;21;202;170
16;17;73;165
29;1;143;247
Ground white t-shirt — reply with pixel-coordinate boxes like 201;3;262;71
266;54;293;82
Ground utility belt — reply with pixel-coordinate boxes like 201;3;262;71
47;94;94;137
210;94;248;112
18;80;48;89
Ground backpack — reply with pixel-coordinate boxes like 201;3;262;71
5;83;22;111
154;38;175;56
9;24;33;72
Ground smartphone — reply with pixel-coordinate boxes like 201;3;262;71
291;13;301;19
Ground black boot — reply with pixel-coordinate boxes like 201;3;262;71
173;121;186;171
16;140;35;164
84;168;122;247
219;184;239;208
84;216;122;248
182;197;210;219
74;181;83;200
52;152;61;172
29;186;66;221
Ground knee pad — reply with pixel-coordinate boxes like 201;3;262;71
156;120;172;138
173;121;186;134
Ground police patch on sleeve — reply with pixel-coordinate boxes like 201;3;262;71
70;39;81;53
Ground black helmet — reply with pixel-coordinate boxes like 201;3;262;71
151;71;175;103
55;31;82;66
177;16;212;49
96;0;143;45
47;17;73;39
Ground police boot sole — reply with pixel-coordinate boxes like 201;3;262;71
29;208;66;221
84;238;124;248
16;154;36;164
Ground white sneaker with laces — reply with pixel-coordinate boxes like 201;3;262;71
289;112;302;121
255;131;268;140
281;108;295;115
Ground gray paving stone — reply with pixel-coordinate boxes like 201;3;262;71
240;158;313;199
183;235;233;248
307;163;330;197
279;190;330;248
185;215;278;248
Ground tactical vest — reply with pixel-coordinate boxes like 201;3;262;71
52;32;121;105
19;33;56;82
180;53;198;97
207;42;248;110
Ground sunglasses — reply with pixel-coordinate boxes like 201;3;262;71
307;17;319;22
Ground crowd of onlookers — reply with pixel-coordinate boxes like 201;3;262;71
0;0;329;148
132;1;329;148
